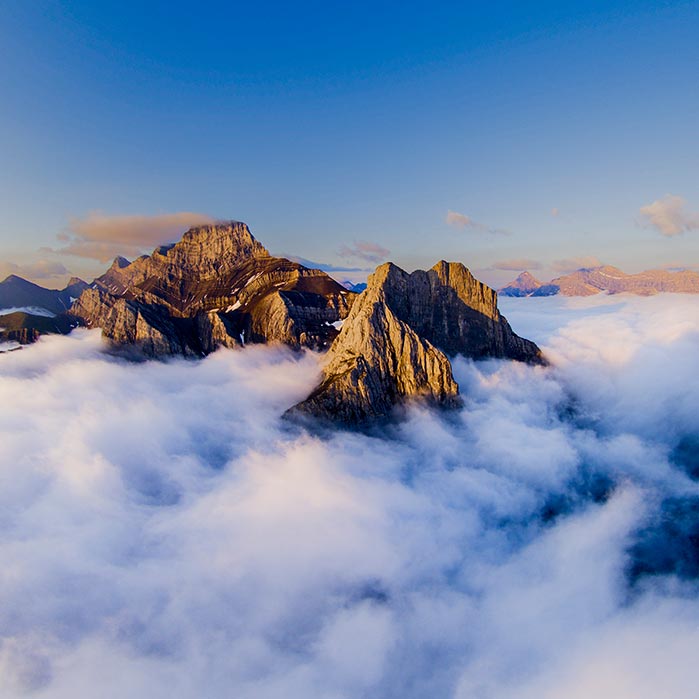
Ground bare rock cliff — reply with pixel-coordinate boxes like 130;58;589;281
71;222;355;356
291;261;543;424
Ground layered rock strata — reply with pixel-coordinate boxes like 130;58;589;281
71;222;354;356
291;261;543;423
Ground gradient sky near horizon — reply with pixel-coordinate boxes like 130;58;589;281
1;0;698;288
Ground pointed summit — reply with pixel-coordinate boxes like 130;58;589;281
110;256;131;270
499;271;543;297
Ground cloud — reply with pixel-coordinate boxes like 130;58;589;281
551;255;602;275
57;212;216;262
639;194;699;237
337;240;390;264
2;294;699;696
445;210;511;235
492;258;543;271
0;259;70;282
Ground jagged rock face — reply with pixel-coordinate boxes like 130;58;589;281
291;261;543;424
96;222;270;301
72;222;354;356
499;271;543;297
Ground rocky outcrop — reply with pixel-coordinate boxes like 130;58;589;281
291;261;543;424
499;271;544;297
71;221;355;356
501;266;699;297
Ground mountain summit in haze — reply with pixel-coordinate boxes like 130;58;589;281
500;265;699;297
497;271;544;297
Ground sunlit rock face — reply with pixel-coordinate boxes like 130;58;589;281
291;261;543;424
71;222;355;356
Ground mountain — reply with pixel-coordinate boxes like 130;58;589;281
340;280;368;293
0;275;88;316
0;275;88;345
0;311;76;346
5;221;543;425
290;261;543;424
499;271;544;297
71;222;355;356
500;265;699;297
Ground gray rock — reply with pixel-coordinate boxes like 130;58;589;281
71;222;355;355
291;261;543;424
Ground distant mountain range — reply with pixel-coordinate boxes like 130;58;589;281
340;280;367;293
0;274;88;314
499;266;699;297
0;275;88;346
0;221;541;422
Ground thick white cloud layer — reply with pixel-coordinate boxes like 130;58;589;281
1;294;699;697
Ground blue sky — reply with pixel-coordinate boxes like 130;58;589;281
1;0;698;287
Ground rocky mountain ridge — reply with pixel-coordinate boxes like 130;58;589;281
3;221;543;423
71;222;354;356
0;275;87;347
291;260;543;424
0;274;88;314
500;265;699;297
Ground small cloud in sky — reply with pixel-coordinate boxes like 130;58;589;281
639;194;699;237
445;210;510;235
492;258;543;272
56;211;215;262
551;207;560;217
551;255;602;275
337;240;390;264
0;259;70;282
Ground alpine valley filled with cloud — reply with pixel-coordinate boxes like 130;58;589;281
1;259;699;696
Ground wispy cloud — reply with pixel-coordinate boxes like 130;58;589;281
337;240;390;264
551;255;602;275
639;194;699;237
445;210;510;235
0;260;70;282
492;258;543;272
56;211;215;262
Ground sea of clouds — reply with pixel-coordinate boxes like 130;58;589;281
1;293;698;698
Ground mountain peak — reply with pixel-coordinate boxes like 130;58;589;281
110;256;131;270
291;259;543;424
167;221;269;271
498;271;543;297
67;277;87;287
